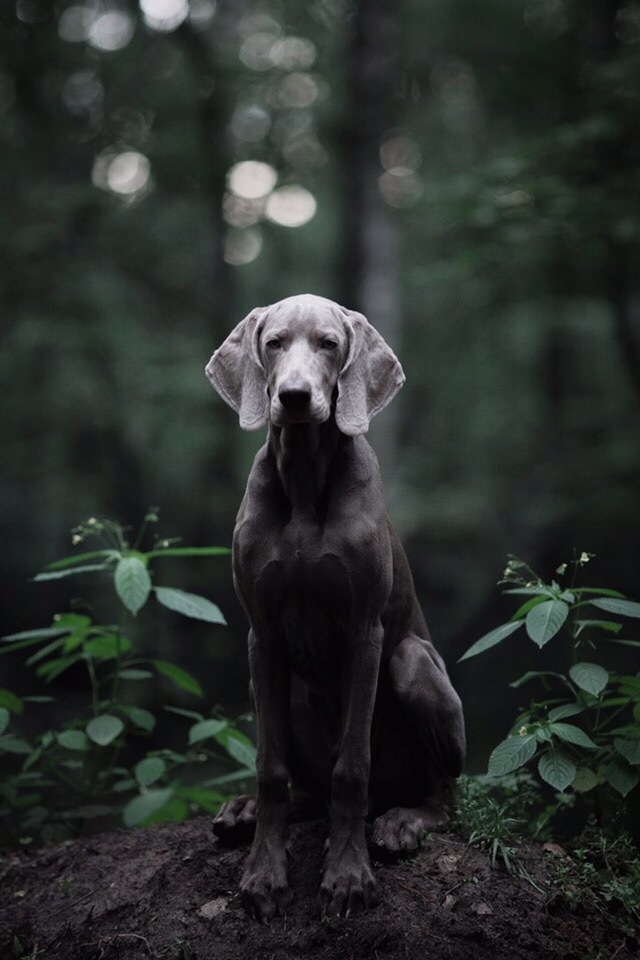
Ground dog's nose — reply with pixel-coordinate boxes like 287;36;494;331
279;382;312;412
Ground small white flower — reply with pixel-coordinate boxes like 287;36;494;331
72;534;83;545
556;563;568;576
87;517;98;526
518;725;528;737
579;552;593;565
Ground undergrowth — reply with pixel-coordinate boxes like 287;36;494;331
0;513;254;847
454;552;640;935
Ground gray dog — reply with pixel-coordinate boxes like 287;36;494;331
206;294;465;920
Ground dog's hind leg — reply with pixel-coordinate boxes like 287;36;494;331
372;635;465;855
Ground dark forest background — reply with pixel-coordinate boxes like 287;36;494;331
1;0;639;774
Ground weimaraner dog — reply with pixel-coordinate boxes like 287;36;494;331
206;294;465;920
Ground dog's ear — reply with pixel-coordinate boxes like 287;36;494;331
205;307;269;431
336;310;405;436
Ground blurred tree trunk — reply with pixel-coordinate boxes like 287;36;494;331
338;0;402;474
589;0;640;412
177;15;241;541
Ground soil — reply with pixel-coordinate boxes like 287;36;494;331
0;817;636;960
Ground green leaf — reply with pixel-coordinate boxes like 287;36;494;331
36;656;80;682
548;704;585;721
153;660;203;697
84;635;132;659
57;730;90;752
154;587;226;625
613;738;640;765
145;546;231;560
143;797;190;825
0;737;31;754
526;600;569;648
549;723;597;749
203;768;255;787
86;714;124;746
538;750;576;791
572;588;626;599
604;759;639;797
123;787;174;827
589;598;640;618
574;619;622;637
487;734;537;776
114;557;151;616
510;670;566;689
176;785;225;813
0;689;24;713
124;707;156;732
504;586;554;597
32;564;110;582
572;768;599;793
112;778;137;793
1;626;71;643
53;613;93;629
26;639;66;666
458;620;524;662
218;729;256;770
43;550;120;571
569;662;609;697
188;718;227;745
118;669;153;680
164;706;204;721
511;596;550;621
0;708;9;736
134;757;166;787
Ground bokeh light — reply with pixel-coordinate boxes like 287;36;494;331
269;36;317;70
230;104;271;143
222;194;264;228
92;149;152;200
227;161;278;200
223;227;263;265
139;0;189;33
265;186;316;227
278;73;319;109
88;10;135;51
62;70;103;117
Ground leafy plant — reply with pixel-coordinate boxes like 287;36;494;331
547;824;640;937
0;513;255;846
460;553;640;817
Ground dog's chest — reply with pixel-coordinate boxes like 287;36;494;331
266;521;352;679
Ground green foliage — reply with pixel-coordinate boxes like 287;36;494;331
460;554;640;820
547;825;640;938
0;514;254;847
454;775;640;936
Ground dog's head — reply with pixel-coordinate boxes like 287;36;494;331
205;294;405;436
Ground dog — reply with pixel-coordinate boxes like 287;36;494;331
205;294;465;919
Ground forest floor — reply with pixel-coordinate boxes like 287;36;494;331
0;816;637;960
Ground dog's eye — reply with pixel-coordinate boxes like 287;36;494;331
321;338;338;350
265;338;282;350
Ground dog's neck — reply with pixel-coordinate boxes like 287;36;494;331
269;420;342;522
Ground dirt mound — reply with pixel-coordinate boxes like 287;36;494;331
0;817;635;959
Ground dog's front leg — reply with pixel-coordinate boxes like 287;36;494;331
241;626;291;921
320;620;383;916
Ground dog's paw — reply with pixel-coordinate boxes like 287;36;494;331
319;856;378;917
372;805;444;856
213;795;257;843
241;856;291;922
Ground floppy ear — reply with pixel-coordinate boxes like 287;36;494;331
336;310;405;436
205;307;269;431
